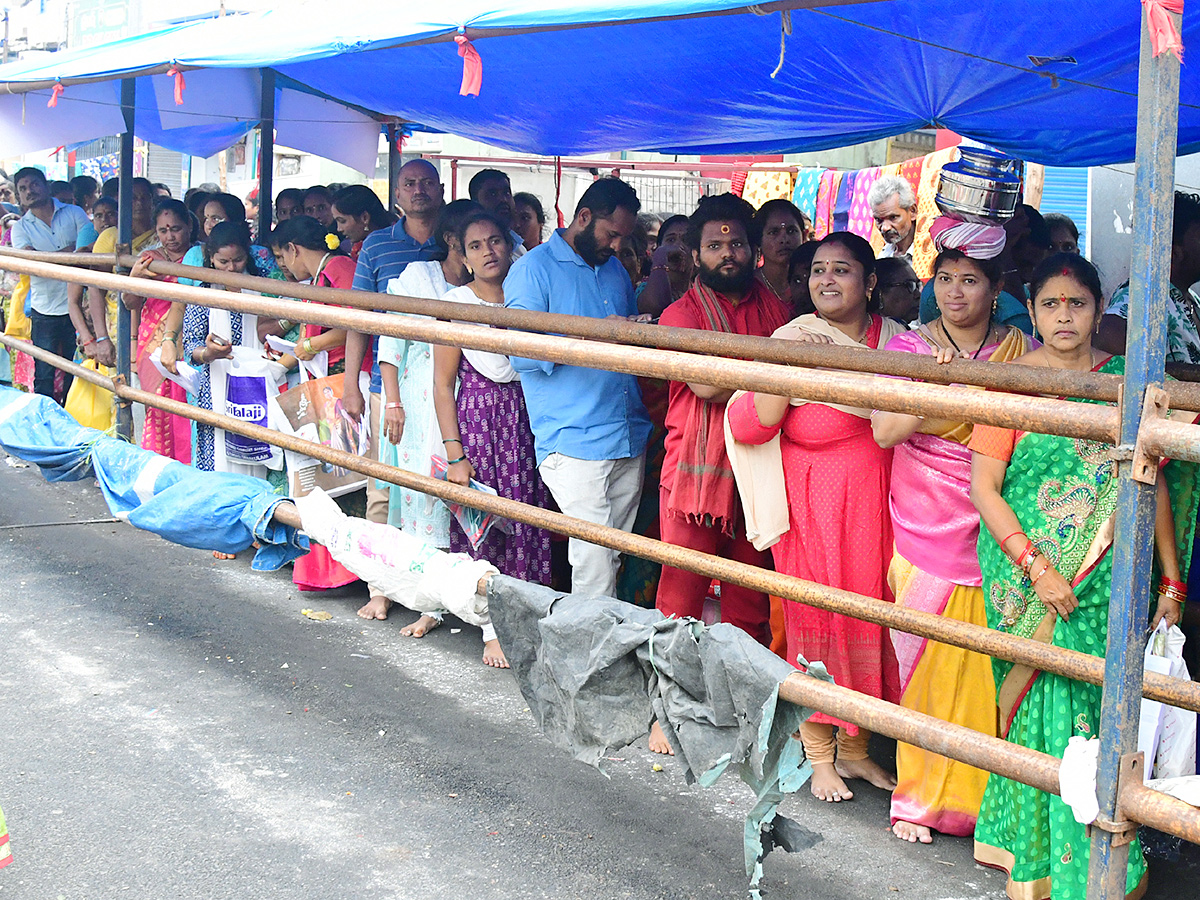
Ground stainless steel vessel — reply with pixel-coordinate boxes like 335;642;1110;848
935;148;1023;224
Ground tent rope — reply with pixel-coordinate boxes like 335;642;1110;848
749;6;792;78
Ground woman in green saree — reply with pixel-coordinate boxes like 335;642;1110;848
968;253;1197;900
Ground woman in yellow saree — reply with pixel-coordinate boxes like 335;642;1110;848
873;245;1033;845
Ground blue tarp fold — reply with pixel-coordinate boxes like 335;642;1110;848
0;388;307;570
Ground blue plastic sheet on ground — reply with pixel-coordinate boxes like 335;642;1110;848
0;387;307;570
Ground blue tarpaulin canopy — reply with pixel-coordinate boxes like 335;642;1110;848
0;0;1194;167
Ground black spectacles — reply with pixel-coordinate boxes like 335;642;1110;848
882;279;920;292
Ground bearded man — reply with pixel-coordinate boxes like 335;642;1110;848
644;193;791;754
505;178;652;600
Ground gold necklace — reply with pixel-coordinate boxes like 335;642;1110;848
760;269;788;299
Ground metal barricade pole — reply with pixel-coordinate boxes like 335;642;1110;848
114;77;136;443
1088;4;1182;896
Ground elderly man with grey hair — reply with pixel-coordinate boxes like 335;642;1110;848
868;174;919;261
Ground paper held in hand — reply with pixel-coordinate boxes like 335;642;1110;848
149;346;201;395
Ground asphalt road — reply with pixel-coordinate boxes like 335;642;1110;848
0;451;1196;900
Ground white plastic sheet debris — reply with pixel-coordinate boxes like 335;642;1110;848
1059;735;1101;825
292;487;495;625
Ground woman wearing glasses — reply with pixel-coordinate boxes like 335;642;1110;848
873;257;922;325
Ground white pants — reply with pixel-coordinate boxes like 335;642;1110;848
537;452;645;599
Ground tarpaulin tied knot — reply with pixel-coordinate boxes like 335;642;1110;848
1142;0;1185;61
47;81;64;108
455;32;482;97
167;64;186;105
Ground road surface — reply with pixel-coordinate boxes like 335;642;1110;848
0;451;1195;899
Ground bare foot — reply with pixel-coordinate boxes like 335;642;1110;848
648;719;675;756
357;595;392;620
212;551;236;560
835;756;898;792
892;821;933;844
399;614;441;638
810;761;853;801
482;639;510;668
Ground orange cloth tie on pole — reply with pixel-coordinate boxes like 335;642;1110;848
47;82;64;107
167;65;186;105
455;33;483;97
1143;0;1185;61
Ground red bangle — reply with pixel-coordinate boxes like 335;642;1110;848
1001;530;1026;548
385;401;403;410
1160;577;1187;594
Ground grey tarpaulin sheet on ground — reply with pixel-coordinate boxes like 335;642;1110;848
487;575;832;898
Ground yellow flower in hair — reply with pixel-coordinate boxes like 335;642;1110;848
325;232;341;250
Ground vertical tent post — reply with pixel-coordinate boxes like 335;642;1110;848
387;124;399;213
115;77;136;443
1086;5;1181;898
258;68;275;241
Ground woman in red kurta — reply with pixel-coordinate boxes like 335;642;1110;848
727;232;904;804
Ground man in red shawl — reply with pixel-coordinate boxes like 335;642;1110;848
650;194;791;754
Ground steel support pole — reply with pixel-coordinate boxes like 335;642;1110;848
258;68;275;241
387;124;400;213
115;77;136;442
1087;7;1181;898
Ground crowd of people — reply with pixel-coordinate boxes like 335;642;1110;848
4;156;1200;900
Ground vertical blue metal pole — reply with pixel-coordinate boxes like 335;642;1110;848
387;123;400;214
1086;6;1180;899
115;77;136;443
258;68;275;241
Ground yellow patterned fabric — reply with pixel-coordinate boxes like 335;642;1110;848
741;164;795;209
910;147;960;281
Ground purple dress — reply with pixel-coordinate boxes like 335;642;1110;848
450;355;552;584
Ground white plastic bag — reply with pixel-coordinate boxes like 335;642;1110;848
1139;620;1197;779
208;308;286;473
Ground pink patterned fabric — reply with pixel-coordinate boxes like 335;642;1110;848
929;215;1007;259
846;166;882;240
813;169;843;239
882;329;989;586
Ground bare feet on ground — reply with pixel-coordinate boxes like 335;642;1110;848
212;551;236;560
892;821;934;844
357;595;392;620
836;756;898;792
482;639;509;668
399;614;441;638
810;761;853;801
648;719;675;756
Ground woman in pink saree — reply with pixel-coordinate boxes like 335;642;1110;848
126;199;198;463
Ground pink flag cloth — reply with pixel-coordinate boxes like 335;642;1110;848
455;34;483;96
1143;0;1184;61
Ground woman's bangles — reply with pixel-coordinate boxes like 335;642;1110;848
1003;532;1045;581
1159;576;1188;606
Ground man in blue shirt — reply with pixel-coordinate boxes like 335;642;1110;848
9;167;91;402
344;158;442;622
505;178;652;598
